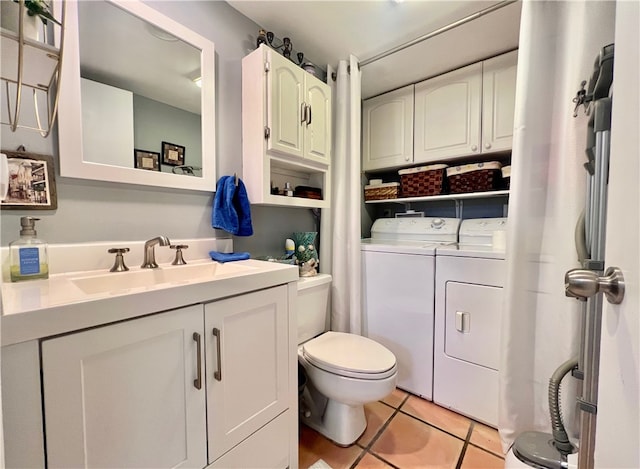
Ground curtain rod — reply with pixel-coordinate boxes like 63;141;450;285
360;0;518;68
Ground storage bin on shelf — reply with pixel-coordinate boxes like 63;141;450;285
446;161;503;194
364;182;400;201
501;166;511;189
398;164;448;197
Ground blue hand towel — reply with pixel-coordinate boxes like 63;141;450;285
209;251;251;263
212;176;253;236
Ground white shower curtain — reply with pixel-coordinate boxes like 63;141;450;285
322;57;362;334
499;0;615;451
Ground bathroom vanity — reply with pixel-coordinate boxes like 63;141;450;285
1;254;299;469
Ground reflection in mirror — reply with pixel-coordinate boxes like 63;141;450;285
57;0;216;192
78;0;202;176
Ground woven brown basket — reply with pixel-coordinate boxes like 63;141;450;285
399;164;448;197
364;183;400;201
447;162;502;194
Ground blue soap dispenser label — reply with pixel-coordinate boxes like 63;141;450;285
19;247;40;275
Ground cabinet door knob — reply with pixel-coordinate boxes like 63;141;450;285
485;143;492;150
301;102;308;124
471;145;478;152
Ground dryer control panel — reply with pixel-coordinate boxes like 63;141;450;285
458;218;507;245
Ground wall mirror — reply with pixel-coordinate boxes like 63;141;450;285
56;0;216;191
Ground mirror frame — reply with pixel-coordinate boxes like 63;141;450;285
56;0;216;191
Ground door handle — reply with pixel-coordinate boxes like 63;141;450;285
301;102;308;124
306;105;312;125
212;327;222;381
193;332;202;390
565;266;625;304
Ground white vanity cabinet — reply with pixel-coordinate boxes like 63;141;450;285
205;286;290;465
10;284;296;469
41;305;208;469
242;44;331;208
362;84;415;171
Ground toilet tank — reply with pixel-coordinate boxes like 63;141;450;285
296;273;332;344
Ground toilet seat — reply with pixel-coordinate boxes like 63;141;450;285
302;331;397;380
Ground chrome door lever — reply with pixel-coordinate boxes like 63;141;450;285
565;267;625;304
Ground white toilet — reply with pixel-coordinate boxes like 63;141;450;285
297;273;397;446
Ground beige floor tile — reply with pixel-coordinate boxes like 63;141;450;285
358;401;395;447
461;446;505;469
370;412;464;469
470;423;503;456
298;424;364;469
381;388;409;409
354;452;395;468
401;396;472;439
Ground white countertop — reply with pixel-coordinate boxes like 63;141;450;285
1;259;299;346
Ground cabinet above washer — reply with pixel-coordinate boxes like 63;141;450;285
362;50;518;172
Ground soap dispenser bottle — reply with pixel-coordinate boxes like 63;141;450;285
9;217;49;282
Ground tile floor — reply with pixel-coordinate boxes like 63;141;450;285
299;388;505;469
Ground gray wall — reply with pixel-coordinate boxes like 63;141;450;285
0;1;315;257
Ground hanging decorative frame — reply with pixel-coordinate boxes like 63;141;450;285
1;149;57;210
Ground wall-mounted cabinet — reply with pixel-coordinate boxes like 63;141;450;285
362;50;518;172
362;85;414;171
242;44;331;208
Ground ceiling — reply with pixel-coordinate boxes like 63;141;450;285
226;0;522;98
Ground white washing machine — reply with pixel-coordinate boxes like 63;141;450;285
361;217;460;399
433;217;507;426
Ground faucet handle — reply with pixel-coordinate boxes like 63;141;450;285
170;244;188;265
108;248;130;272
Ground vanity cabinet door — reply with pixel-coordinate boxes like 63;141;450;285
414;63;482;163
205;285;289;464
41;305;207;469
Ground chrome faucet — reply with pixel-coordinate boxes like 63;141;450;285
141;236;171;268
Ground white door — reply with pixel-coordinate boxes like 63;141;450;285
481;50;518;153
304;77;332;165
594;4;639;467
41;305;207;469
268;50;305;158
414;63;482;163
362;84;414;171
206;286;289;464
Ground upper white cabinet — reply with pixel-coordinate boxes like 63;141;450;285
414;63;483;162
362;85;414;171
363;50;517;171
481;50;518;153
243;44;332;208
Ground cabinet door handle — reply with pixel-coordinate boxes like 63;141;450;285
212;327;222;381
471;145;478;152
301;102;308;124
193;332;202;390
306;105;312;126
485;143;492;150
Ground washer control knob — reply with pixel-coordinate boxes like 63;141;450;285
431;218;445;229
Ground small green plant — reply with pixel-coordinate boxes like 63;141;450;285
13;0;61;25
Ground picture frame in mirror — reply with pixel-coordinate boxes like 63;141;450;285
161;141;185;166
134;149;160;171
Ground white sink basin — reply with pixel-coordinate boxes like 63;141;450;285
71;262;254;295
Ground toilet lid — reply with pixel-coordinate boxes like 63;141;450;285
302;332;397;379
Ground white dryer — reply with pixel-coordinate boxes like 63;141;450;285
361;217;460;399
433;217;507;426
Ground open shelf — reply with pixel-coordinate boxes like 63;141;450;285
365;189;509;204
